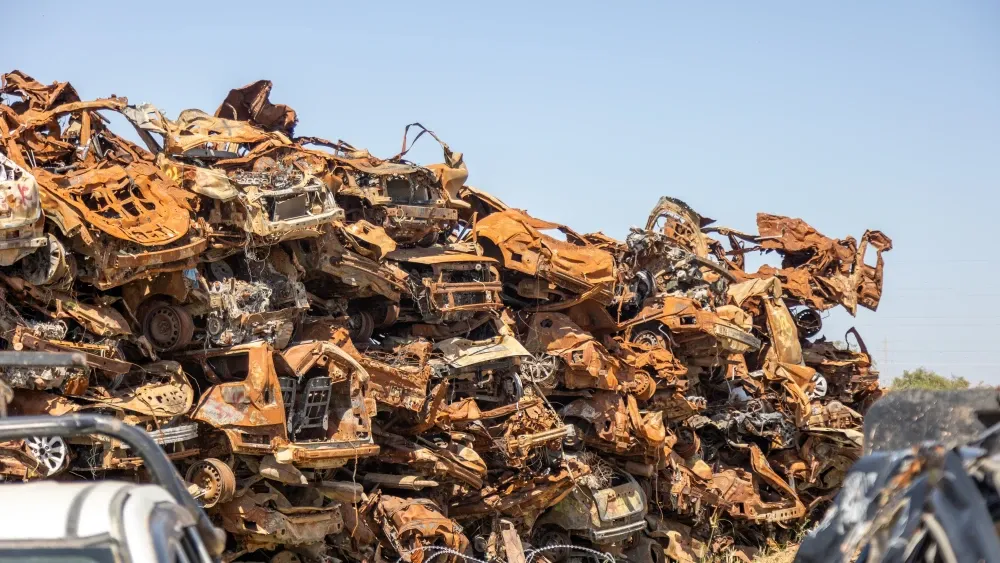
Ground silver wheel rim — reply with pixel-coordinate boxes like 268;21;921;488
812;375;828;398
522;355;558;387
25;436;67;475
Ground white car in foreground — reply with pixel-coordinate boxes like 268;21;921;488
0;402;224;563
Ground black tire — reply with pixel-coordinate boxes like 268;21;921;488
531;525;571;563
347;310;375;342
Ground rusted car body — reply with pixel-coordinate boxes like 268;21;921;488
351;338;434;413
428;328;530;404
1;361;200;475
332;151;459;246
179;341;378;468
560;391;669;458
218;482;345;555
123;101;344;247
363;493;470;563
0;153;46;266
534;462;648;551
803;329;884;411
620;226;732;313
120;248;309;352
522;312;655;398
450;457;585;521
0;73;207;291
302;126;463;246
622;295;762;357
387;244;504;326
291;226;408;341
654;447;805;525
474;209;616;307
613;197;761;368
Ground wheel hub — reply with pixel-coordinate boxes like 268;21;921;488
633;330;663;348
186;458;236;508
25;436;67;475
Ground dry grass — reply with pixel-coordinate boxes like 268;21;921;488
752;544;798;563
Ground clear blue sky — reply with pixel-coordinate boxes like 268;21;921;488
6;1;999;384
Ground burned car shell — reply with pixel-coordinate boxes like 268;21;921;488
428;332;530;403
644;196;714;258
387;245;503;324
623;295;761;356
535;464;648;544
305;139;459;246
218;484;344;554
121;249;310;352
364;493;470;563
292;226;409;341
3;360;201;474
0;153;46;265
523;312;629;393
180;341;379;468
474;209;616;307
0;73;207;290
125;103;344;244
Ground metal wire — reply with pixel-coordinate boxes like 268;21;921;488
398;543;617;563
526;544;615;563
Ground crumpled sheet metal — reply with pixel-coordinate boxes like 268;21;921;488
0;70;892;563
129;104;344;244
474;208;617;306
524;312;624;391
215;80;298;136
450;458;585;522
434;333;529;370
1;74;193;246
644;196;714;258
219;486;344;553
365;493;470;563
41;159;192;245
374;427;487;490
751;213;893;314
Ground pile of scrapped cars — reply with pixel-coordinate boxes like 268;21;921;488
0;71;892;563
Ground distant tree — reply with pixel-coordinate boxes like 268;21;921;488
891;367;970;391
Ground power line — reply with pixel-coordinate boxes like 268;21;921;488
878;361;1000;367
862;316;1000;320
888;259;991;263
874;349;999;353
852;323;1000;327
